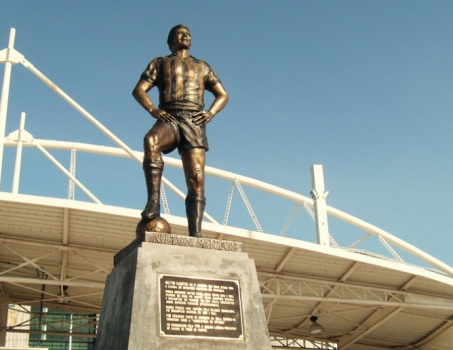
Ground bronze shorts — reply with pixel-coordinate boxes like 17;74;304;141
156;110;209;154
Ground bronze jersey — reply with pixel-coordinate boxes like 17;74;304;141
140;54;221;112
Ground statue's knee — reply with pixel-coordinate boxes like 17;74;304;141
144;134;160;153
143;134;154;147
194;167;204;181
188;168;204;190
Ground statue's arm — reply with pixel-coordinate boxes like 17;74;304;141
208;82;229;117
192;83;229;126
132;79;174;122
132;79;155;113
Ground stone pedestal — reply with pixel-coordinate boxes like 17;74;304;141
95;233;271;350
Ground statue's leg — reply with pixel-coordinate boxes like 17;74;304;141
181;148;206;238
141;159;164;220
185;194;206;238
142;123;176;220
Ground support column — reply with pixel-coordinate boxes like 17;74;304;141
11;112;26;193
0;28;19;186
310;165;330;247
0;291;9;346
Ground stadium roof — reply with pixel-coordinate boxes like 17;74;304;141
1;192;453;349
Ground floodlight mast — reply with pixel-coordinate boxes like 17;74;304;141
0;28;17;187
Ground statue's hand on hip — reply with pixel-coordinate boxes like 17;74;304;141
192;111;213;126
150;108;174;122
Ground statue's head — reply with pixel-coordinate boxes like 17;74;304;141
167;24;191;52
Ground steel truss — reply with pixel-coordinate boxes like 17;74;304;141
259;272;453;311
270;336;337;349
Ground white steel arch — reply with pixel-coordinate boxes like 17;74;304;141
4;133;452;277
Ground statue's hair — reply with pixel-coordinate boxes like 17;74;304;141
167;24;190;48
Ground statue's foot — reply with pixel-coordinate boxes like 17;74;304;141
189;232;202;239
141;201;160;220
141;210;159;220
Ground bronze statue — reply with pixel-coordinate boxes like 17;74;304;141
133;24;229;238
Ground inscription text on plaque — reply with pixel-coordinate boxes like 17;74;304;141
159;275;243;340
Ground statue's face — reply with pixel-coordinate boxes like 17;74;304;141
170;27;191;51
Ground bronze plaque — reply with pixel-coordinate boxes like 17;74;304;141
159;274;243;340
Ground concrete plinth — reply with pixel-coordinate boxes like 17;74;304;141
95;234;271;350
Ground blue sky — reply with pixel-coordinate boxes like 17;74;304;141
1;1;453;268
